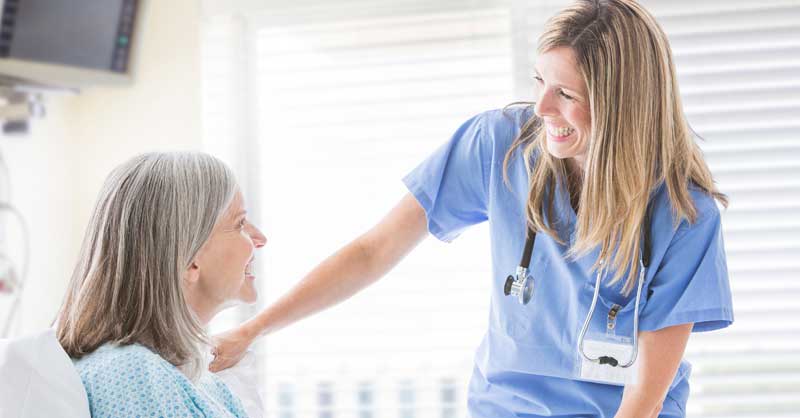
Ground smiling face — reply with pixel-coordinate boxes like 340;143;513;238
184;190;266;323
533;47;592;170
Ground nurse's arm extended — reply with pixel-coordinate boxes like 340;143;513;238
209;193;428;371
614;323;693;418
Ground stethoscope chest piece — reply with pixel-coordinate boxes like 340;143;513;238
504;266;534;305
504;226;537;305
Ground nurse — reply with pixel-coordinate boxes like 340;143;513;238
211;0;733;416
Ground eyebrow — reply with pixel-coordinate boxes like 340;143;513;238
232;210;247;219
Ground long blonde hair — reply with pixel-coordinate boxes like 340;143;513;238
503;0;727;294
56;152;237;378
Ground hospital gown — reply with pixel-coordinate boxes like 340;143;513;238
74;343;248;418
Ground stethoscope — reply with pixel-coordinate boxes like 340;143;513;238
504;204;653;368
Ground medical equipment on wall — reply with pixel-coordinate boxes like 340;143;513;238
0;201;29;338
0;0;142;89
0;0;142;133
503;205;653;380
0;87;45;135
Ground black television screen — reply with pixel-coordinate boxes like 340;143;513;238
0;0;140;87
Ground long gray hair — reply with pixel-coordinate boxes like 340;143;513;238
56;152;237;379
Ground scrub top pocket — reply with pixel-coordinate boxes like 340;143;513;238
590;277;640;313
580;266;653;341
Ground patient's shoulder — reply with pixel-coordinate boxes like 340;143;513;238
73;344;248;418
73;344;195;416
74;343;165;380
73;344;177;400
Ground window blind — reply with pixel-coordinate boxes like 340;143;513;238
202;0;800;416
205;3;512;417
662;1;800;416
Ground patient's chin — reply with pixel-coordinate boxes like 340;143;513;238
237;281;258;304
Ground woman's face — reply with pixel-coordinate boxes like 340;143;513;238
533;47;592;170
185;190;266;322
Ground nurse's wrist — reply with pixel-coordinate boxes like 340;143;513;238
614;391;663;418
240;319;264;341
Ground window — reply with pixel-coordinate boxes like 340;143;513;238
202;0;800;415
203;4;510;417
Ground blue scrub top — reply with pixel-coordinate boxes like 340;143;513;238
403;106;734;417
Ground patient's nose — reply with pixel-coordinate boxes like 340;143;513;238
248;224;267;248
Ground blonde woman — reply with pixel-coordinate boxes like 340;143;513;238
212;0;733;416
56;152;266;417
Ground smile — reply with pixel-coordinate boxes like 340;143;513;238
546;125;575;137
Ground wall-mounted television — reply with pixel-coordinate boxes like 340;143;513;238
0;0;142;89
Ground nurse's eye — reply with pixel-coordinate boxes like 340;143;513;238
533;75;544;84
237;218;247;230
558;89;575;101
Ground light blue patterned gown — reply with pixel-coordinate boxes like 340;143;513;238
74;343;248;418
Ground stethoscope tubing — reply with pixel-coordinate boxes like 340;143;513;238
507;202;654;369
577;258;646;368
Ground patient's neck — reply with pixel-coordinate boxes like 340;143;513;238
184;293;219;327
192;308;214;326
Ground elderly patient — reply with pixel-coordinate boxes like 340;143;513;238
55;152;265;417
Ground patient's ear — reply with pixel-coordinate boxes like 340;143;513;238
184;261;201;285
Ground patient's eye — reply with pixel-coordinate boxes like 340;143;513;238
237;218;247;230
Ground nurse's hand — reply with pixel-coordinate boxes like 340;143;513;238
209;326;256;372
614;323;693;418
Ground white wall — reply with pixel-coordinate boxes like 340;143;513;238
0;0;203;335
0;94;80;335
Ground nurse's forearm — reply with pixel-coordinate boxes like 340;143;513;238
614;323;693;418
239;239;378;339
240;193;428;339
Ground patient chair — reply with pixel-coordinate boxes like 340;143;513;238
0;329;90;418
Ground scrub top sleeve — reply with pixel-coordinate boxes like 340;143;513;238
403;112;491;242
639;207;734;333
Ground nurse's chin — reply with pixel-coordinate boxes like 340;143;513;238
545;138;584;161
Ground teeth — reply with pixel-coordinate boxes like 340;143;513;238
547;125;575;137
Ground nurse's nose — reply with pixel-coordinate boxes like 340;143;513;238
533;87;558;118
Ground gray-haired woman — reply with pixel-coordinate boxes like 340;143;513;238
55;152;266;418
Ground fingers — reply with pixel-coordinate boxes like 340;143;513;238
209;346;223;372
208;348;235;373
209;356;225;372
